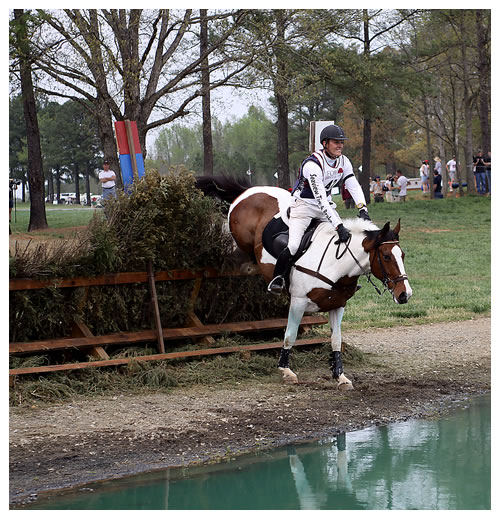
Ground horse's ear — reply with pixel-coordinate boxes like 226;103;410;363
393;218;401;235
381;221;391;237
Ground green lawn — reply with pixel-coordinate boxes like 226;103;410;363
10;203;98;234
332;194;490;329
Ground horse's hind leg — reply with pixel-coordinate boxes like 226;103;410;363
278;296;308;384
328;307;353;390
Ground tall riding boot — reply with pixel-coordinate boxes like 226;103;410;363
267;247;293;294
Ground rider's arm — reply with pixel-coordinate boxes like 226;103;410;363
344;175;367;210
342;158;367;210
302;161;342;228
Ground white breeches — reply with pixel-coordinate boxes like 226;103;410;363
287;198;333;255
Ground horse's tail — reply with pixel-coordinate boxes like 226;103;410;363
195;174;251;204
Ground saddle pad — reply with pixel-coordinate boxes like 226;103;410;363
262;215;321;260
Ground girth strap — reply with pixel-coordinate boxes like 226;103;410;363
294;264;337;288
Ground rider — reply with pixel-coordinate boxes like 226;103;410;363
267;124;370;294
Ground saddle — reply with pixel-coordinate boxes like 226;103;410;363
262;212;321;261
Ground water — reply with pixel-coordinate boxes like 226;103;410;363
23;395;490;510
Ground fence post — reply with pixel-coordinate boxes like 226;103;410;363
147;261;165;354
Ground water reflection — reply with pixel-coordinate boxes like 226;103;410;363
25;396;490;510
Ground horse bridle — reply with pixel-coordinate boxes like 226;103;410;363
368;240;409;294
295;234;407;296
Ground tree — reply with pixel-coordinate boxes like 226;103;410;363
31;9;251;187
200;9;214;176
10;10;48;230
318;9;419;202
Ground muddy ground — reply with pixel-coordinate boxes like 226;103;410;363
9;317;490;506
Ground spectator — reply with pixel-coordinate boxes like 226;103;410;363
372;175;384;203
99;160;117;201
341;182;355;209
433;169;443;199
394;170;408;202
384;175;394;202
446;156;458;192
473;149;488;195
419;160;430;193
485;151;491;195
434;156;442;176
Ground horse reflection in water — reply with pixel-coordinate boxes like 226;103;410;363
196;177;412;390
287;433;351;509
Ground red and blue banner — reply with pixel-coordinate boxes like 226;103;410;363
114;120;145;190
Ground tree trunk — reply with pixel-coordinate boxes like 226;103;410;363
14;9;48;231
200;9;214;176
475;9;490;154
423;96;434;199
359;11;372;204
47;171;54;203
85;163;91;206
460;34;476;194
275;91;290;188
274;10;290;189
74;163;81;204
95;98;122;189
361;118;372;203
55;166;61;203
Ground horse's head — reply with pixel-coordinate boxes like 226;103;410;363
363;219;412;304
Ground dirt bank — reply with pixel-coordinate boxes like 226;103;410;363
9;317;490;506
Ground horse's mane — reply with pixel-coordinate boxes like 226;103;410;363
343;218;379;235
195;175;252;204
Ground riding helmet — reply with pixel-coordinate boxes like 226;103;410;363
320;124;348;144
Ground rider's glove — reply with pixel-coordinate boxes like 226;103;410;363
335;223;351;244
358;208;371;221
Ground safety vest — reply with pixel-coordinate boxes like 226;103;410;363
292;151;353;199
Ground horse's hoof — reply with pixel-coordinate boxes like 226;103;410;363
279;367;298;384
335;374;353;390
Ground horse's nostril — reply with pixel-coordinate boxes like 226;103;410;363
398;292;408;304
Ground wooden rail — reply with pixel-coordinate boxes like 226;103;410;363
9;266;328;377
9;338;326;376
9;267;251;291
10;315;327;355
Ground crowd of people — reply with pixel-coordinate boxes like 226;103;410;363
365;150;491;204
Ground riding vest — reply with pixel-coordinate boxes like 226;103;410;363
292;151;354;200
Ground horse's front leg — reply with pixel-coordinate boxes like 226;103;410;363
278;296;308;384
328;306;353;390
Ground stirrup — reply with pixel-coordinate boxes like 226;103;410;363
267;276;285;294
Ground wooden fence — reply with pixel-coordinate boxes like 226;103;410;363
9;265;328;377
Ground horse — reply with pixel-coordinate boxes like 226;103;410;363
195;176;412;390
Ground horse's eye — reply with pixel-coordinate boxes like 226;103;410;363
383;255;391;261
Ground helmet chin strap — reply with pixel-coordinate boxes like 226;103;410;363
322;141;342;160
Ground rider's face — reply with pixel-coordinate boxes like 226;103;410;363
324;139;344;158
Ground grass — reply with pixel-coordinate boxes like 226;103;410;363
10;203;97;235
330;193;490;330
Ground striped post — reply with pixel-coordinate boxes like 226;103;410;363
114;120;145;191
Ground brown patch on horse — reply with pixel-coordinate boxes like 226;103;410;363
230;193;280;258
307;276;360;311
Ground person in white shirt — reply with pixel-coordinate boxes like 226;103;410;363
267;124;370;294
99;160;117;200
446;156;457;191
419;160;430;193
395;170;408;202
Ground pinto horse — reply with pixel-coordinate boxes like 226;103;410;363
196;177;412;389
